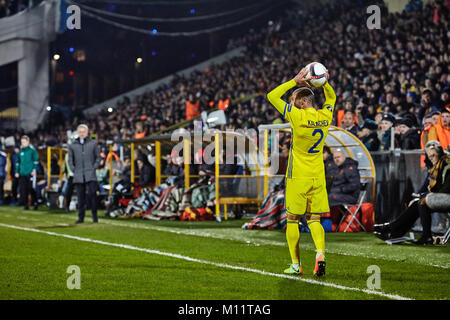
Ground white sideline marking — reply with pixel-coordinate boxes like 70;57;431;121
0;222;412;300
0;212;448;269
50;217;450;269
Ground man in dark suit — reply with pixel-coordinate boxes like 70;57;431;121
68;124;100;223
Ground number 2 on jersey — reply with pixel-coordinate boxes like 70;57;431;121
308;129;324;154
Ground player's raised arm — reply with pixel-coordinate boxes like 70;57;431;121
322;70;336;109
266;79;297;116
267;68;310;117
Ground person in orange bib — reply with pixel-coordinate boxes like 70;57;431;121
428;107;450;150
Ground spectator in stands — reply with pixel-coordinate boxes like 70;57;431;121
218;94;231;111
340;110;358;136
417;89;440;124
405;0;423;12
112;156;132;194
0;145;6;205
427;107;450;150
390;94;404;115
68;124;100;223
397;118;421;150
137;156;154;187
186;94;201;120
438;88;450;109
379;113;396;151
121;156;132;186
15;135;39;210
96;158;109;194
420;113;435;149
374;143;450;245
328;149;361;207
134;121;147;139
164;151;184;186
357;120;380;151
431;111;441;126
106;143;122;185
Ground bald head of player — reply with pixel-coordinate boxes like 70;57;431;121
289;87;314;110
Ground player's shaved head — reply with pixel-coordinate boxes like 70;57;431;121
290;87;314;109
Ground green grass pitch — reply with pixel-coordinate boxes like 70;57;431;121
0;206;448;300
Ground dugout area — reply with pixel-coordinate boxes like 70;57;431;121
116;130;265;220
258;123;376;203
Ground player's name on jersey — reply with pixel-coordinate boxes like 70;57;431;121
307;119;329;127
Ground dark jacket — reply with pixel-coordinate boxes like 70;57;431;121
399;129;420;150
344;125;358;137
15;145;39;176
361;132;380;151
324;155;338;177
329;158;361;199
379;130;392;151
164;163;184;186
138;163;155;186
164;163;184;176
10;152;18;176
0;146;6;178
324;154;339;192
68;137;100;184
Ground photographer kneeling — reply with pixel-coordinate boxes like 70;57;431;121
374;142;450;245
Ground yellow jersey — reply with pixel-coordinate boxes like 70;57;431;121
267;79;336;179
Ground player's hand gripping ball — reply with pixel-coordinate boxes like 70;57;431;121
304;62;328;87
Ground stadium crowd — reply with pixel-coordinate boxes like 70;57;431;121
1;0;449;155
0;0;449;239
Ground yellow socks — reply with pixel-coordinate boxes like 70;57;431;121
286;219;300;264
308;214;325;255
286;214;325;267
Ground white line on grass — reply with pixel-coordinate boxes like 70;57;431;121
46;216;450;269
0;222;412;300
0;211;448;269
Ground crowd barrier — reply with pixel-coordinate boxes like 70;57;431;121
371;150;427;222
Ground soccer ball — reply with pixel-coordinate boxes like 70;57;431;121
305;62;328;87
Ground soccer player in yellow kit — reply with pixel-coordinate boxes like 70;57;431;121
267;67;336;277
